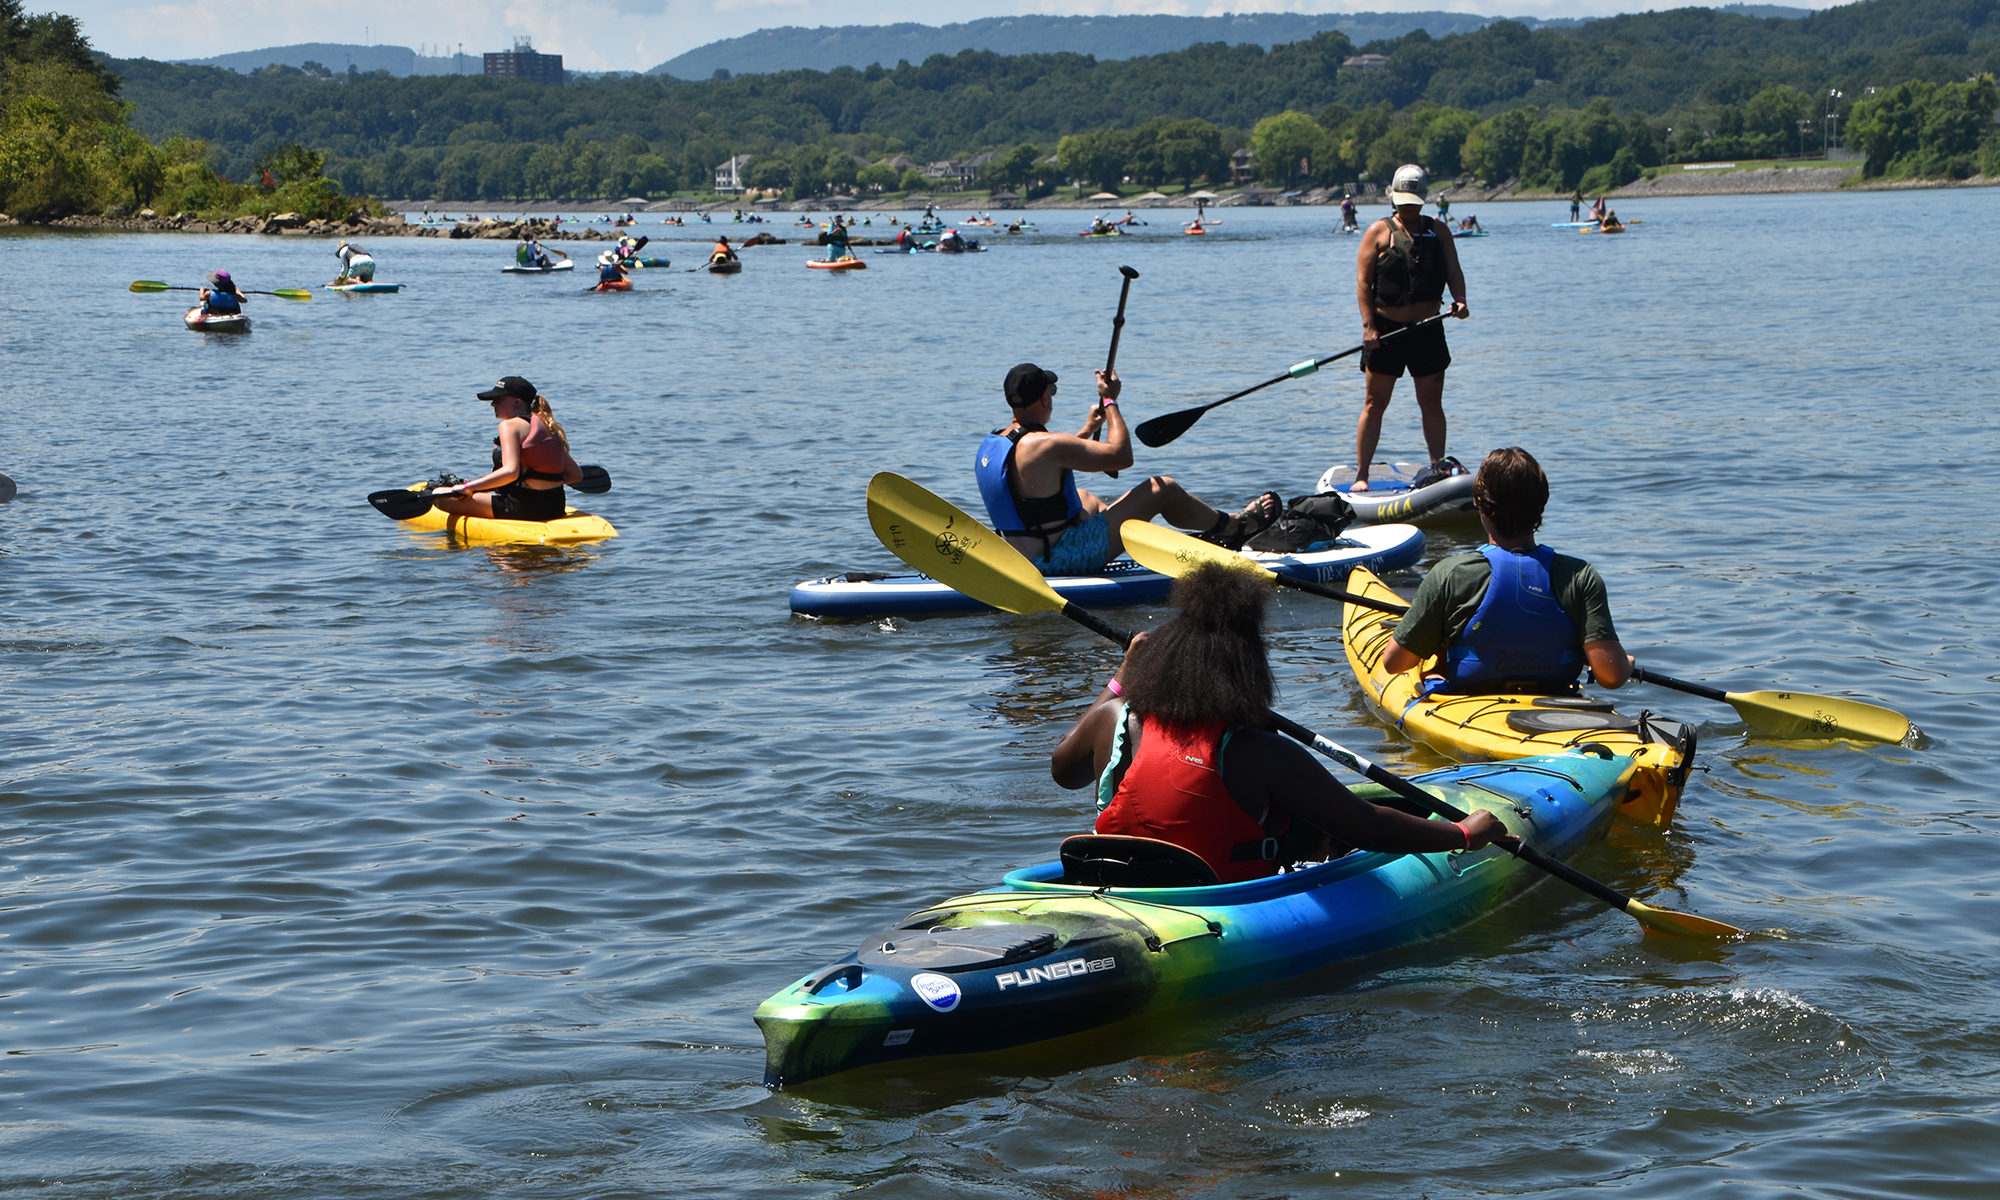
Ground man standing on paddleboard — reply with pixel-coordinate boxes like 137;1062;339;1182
976;363;1280;577
1352;164;1468;492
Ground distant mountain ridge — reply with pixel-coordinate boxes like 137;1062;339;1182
174;8;1814;81
176;42;481;77
646;13;1584;79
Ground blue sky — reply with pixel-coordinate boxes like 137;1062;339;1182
57;1;1835;73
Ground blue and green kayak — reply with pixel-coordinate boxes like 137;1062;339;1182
757;748;1645;1086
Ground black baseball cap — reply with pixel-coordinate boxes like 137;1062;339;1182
477;376;536;402
1004;363;1058;407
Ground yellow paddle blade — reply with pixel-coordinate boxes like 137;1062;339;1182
128;280;172;292
864;473;1066;617
1726;690;1911;745
269;289;313;301
1119;520;1277;584
1625;898;1744;940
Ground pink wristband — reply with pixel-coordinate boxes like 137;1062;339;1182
1106;677;1123;696
1453;821;1473;850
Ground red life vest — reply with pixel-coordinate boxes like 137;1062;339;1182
1096;716;1279;884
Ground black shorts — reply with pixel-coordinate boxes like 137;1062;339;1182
490;483;566;521
1360;313;1451;379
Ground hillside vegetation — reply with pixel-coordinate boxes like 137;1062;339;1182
0;2;370;221
72;0;2000;209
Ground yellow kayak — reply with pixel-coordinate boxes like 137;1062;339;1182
399;505;617;546
1341;567;1692;827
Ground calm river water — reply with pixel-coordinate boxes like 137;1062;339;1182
4;189;1996;1198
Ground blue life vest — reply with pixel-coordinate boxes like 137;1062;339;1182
976;428;1082;537
204;290;241;314
1436;545;1587;693
599;262;622;283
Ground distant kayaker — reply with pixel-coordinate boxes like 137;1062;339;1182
596;250;628;286
331;240;376;285
1050;563;1510;882
1340;192;1357;232
937;227;966;252
1435;192;1451;222
1570;189;1583;221
1352;163;1468;492
1380;447;1635;692
1599;210;1624;231
709;235;738;264
516;236;563;269
199;270;246;315
975;362;1281;577
432;376;584;522
825;216;852;262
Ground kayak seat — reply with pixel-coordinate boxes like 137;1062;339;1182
857;923;1059;971
1059;835;1220;888
1505;709;1639;735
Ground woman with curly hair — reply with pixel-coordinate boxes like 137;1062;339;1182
1052;562;1507;882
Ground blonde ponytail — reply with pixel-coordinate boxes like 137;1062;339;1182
529;394;571;453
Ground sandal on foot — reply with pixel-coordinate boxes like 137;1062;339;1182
1202;491;1284;551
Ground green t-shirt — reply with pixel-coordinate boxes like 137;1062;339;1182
1391;547;1618;660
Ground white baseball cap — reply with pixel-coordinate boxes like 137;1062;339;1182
1389;164;1429;207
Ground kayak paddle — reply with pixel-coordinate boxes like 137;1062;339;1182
1125;522;1909;745
864;472;1740;941
1135;313;1447;449
128;280;312;301
1632;667;1909;744
367;465;612;521
1119;521;1405;614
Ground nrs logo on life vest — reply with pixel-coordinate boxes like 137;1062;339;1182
910;972;962;1012
995;956;1116;990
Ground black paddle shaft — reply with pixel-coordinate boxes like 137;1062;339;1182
1097;265;1139;478
1135;313;1447;449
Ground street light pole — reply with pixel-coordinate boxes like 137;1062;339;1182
1826;89;1843;158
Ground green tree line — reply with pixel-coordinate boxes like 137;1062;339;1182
104;0;1998;203
0;1;368;220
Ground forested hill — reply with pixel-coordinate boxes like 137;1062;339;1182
647;12;1592;79
103;0;1997;200
179;42;478;77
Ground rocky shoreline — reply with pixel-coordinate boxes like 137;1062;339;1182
6;166;1990;237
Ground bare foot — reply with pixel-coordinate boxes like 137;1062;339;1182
1350;478;1370;492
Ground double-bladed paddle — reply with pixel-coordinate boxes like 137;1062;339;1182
1632;667;1910;744
1134;313;1447;449
1121;521;1913;745
129;280;312;301
367;464;613;521
863;471;1739;940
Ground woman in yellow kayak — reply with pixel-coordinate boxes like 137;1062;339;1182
1051;563;1508;882
432;376;584;521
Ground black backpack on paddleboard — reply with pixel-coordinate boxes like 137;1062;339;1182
1246;492;1357;554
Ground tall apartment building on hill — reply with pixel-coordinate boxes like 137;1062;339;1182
484;38;564;85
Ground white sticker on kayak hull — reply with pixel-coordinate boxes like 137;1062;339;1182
910;972;961;1012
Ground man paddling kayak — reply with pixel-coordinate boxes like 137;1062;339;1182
1380;447;1635;692
430;376;584;522
708;235;738;266
976;363;1281;576
1051;563;1508;882
1352;164;1468;492
516;236;565;269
